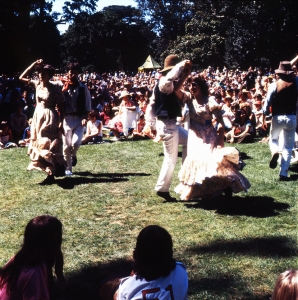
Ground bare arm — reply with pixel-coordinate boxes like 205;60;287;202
19;59;43;82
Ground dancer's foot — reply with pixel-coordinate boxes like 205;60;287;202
72;156;77;166
279;175;290;181
269;153;279;169
65;169;73;176
157;191;177;202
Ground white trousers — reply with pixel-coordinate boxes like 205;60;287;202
270;115;296;177
155;119;188;192
63;115;84;171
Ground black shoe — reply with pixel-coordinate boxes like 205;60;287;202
269;153;279;169
39;175;55;185
279;175;290;181
157;191;177;202
72;156;77;167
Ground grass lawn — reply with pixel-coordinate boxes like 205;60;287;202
0;139;297;299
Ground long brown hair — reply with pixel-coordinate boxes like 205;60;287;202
0;215;63;295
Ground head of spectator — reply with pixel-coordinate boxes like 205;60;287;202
224;95;233;107
272;270;298;300
0;215;65;296
133;225;176;281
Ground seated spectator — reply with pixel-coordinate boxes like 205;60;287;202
225;108;254;143
0;121;12;144
133;114;146;138
240;102;256;136
0;215;66;299
107;90;136;141
272;270;298;300
9;102;28;143
81;111;103;144
99;225;188;300
222;95;235;132
18;118;32;147
252;100;267;137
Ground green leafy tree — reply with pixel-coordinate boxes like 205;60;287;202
61;5;154;73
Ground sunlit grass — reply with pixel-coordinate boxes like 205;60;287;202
0;140;297;299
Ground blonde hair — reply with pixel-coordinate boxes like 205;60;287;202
272;270;298;300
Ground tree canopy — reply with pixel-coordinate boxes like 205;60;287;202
0;0;298;74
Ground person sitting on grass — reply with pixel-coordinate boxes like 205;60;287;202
0;215;66;300
81;110;103;144
98;225;188;300
272;269;298;300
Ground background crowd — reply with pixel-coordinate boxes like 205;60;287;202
1;63;298;149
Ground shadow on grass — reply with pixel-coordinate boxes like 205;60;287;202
52;258;133;300
183;195;289;217
186;236;296;257
52;172;151;189
188;275;271;300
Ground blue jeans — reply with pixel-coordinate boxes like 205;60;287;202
270;115;296;176
155;119;188;192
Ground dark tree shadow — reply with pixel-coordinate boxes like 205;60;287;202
239;151;253;160
183;195;289;217
49;172;151;190
52;259;133;300
186;236;297;258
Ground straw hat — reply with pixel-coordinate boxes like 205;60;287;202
119;90;130;99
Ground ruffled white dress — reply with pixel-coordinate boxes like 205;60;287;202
175;94;250;200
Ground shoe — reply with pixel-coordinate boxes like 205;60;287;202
157;191;177;202
88;142;94;145
111;137;121;141
269;153;279;169
279;175;290;181
65;170;73;176
72;156;77;166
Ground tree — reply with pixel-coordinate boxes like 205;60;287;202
61;6;154;73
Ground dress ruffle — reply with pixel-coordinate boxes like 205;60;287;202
175;146;250;200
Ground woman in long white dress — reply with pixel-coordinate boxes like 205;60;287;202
174;75;250;201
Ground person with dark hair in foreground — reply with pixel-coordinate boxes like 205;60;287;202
98;225;188;300
0;215;66;300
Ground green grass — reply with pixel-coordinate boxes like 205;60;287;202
0;140;297;299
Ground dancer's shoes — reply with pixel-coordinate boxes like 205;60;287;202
157;191;177;202
269;153;279;169
279;175;290;181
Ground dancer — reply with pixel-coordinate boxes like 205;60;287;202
0;215;66;299
19;59;66;184
263;61;298;181
174;75;250;201
147;55;190;202
62;62;92;176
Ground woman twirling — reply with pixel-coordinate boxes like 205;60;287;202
19;59;66;184
174;75;250;201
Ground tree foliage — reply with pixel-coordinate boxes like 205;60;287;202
61;6;154;72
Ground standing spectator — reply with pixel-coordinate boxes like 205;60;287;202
62;62;92;176
263;61;297;181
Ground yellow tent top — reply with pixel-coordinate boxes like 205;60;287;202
138;55;161;72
